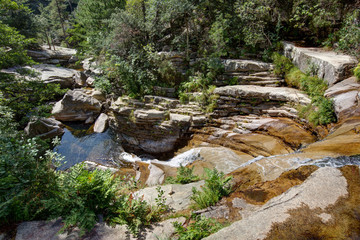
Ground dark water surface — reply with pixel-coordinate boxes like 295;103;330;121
54;123;124;170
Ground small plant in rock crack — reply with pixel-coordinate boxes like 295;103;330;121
191;168;232;209
166;165;200;184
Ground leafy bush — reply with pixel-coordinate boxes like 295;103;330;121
111;186;168;235
191;168;232;209
336;9;360;58
166;165;199;184
0;105;60;224
173;215;223;240
43;164;122;233
0;73;67;126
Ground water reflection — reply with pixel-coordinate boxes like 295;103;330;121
54;123;124;170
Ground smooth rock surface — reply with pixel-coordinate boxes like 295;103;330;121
283;42;357;86
205;167;348;240
134;181;205;211
52;89;102;121
94;113;109;133
31;64;77;88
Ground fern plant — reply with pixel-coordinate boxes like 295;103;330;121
166;165;199;184
191;168;232;209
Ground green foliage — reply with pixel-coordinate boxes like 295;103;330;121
173;215;223;240
191;168;232;209
43;164;122;233
111;185;168;235
0;106;61;224
272;52;293;78
0;72;67;126
165;165;199;185
336;9;360;58
274;54;337;125
354;64;360;81
0;21;33;69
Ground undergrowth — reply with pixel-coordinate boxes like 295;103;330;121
191;168;232;209
173;215;223;240
272;53;337;126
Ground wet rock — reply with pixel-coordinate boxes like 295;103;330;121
134;181;205;211
283;41;357;86
24;117;64;139
86;76;95;87
31;64;77;88
52;89;102;121
205;167;348;240
94;113;109;133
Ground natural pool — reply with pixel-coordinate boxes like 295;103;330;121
54;122;124;170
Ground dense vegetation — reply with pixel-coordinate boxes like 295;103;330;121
1;0;359;237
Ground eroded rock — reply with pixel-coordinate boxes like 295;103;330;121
52;89;102;121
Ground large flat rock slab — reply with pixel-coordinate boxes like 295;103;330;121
205;167;348;240
31;64;77;88
214;85;311;105
222;59;273;72
283;42;357;86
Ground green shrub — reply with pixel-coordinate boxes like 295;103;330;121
111;186;168;235
0;106;61;224
173;215;223;240
336;9;360;58
354;64;360;81
166;165;199;184
272;54;337;126
191;168;232;209
272;52;293;78
0;73;67;126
